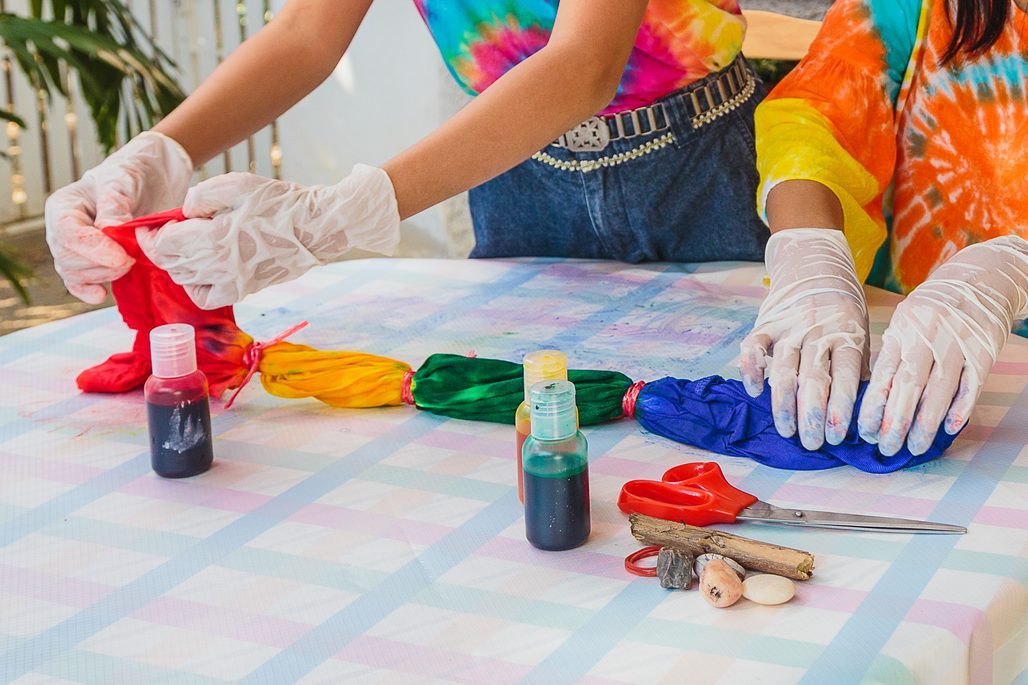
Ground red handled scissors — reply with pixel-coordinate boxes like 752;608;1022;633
618;462;966;534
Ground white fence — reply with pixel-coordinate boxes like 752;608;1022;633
1;0;473;256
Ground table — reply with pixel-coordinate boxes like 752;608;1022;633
1;259;1025;685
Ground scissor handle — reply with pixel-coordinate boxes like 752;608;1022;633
662;462;758;511
618;462;758;526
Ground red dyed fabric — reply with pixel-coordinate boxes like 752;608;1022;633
75;209;253;397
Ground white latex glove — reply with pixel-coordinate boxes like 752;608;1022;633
137;164;400;310
44;131;193;303
739;228;870;450
858;235;1028;456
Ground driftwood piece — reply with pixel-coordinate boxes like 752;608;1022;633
630;514;814;580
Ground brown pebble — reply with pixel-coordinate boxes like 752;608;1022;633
699;559;743;608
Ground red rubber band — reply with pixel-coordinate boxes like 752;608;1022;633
622;380;646;419
401;369;415;405
224;320;309;409
624;546;661;577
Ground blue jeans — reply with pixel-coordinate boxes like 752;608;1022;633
469;59;770;263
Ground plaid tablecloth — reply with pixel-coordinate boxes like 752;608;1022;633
1;259;1025;685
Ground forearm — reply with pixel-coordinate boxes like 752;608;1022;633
155;0;370;166
382;0;644;219
382;46;618;219
765;180;844;233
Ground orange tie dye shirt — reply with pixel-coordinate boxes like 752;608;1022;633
755;0;1027;295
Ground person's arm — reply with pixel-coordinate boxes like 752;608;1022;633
139;0;649;309
383;0;648;219
739;0;924;450
756;0;926;272
154;0;373;166
44;0;370;304
764;180;842;233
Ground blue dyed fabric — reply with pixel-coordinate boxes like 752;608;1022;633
635;376;960;473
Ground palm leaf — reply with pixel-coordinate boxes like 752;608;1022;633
0;246;32;305
0;2;185;152
0;110;27;128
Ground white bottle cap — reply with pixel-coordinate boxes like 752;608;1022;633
150;324;197;379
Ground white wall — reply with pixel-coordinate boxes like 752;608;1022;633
274;0;474;258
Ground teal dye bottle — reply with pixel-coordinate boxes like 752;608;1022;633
522;380;590;551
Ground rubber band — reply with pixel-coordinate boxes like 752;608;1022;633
224;321;309;409
622;380;646;418
401;369;415;405
624;545;661;577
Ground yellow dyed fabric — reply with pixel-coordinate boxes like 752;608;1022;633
257;342;411;408
756;98;884;280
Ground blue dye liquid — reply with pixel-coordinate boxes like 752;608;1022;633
523;448;590;551
147;400;213;478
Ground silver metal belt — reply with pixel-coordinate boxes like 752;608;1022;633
551;57;754;153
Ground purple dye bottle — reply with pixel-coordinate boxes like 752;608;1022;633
144;324;214;478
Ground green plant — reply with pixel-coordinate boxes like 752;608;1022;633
1;0;185;152
748;58;799;88
0;0;185;304
0;245;32;303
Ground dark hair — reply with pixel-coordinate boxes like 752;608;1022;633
941;0;1012;64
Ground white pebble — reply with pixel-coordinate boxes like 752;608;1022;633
742;574;795;605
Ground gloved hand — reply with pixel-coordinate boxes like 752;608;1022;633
137;164;401;310
739;228;870;450
858;236;1028;456
44;131;193;304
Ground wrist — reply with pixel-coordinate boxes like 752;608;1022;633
140;130;195;173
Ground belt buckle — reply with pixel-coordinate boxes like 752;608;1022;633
564;116;610;152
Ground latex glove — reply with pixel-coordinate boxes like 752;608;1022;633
739;228;870;450
137;164;400;310
858;236;1028;456
44;131;193;304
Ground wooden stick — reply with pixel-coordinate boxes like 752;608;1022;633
630;514;815;580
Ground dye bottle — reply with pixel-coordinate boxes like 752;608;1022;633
523;380;590;551
515;350;570;503
144;324;214;478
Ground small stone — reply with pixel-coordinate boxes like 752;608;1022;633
742;574;795;605
694;553;745;580
699;559;743;608
656;547;694;590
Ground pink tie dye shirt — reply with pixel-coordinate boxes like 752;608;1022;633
413;0;747;114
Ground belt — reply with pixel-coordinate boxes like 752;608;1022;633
552;57;755;153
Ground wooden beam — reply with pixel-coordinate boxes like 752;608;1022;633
742;10;822;61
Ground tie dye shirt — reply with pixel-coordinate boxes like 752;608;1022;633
412;0;746;114
755;0;1028;296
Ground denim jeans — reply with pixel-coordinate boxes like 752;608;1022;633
469;59;770;263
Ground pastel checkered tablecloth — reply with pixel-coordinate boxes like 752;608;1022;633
1;259;1026;685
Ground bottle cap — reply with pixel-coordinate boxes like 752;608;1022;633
529;379;578;441
523;350;568;399
150;323;197;379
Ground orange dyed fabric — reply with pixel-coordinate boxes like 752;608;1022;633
76;209;252;397
756;0;1028;294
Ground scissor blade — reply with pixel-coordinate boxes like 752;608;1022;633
737;501;966;535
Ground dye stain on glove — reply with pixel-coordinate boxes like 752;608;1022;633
523;380;590;551
145;324;214;479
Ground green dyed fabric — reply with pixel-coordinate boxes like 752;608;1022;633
411;353;632;425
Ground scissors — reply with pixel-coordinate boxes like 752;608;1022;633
618;462;966;535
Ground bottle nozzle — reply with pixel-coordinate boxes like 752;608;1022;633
529;379;577;441
523;350;568;399
150;323;197;379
